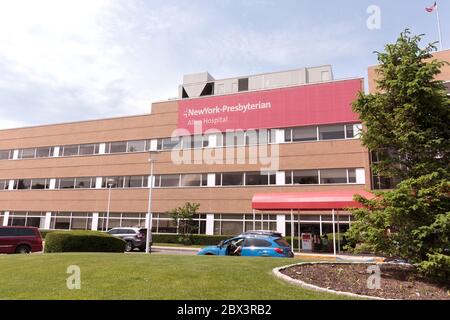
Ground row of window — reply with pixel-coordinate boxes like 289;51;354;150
154;168;360;188
0;212;351;236
0;168;362;192
0;123;361;161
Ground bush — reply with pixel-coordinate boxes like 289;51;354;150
44;231;126;253
418;253;450;284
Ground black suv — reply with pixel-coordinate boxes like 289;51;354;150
106;228;151;252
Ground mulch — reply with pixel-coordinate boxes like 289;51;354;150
280;263;450;300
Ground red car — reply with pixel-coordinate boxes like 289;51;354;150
0;226;43;254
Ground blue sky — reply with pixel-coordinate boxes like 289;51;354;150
0;0;448;129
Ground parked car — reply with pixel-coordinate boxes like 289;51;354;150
0;226;43;254
106;227;151;252
198;233;294;258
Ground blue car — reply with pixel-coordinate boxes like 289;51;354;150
198;231;294;258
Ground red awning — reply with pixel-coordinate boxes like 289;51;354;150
252;190;374;210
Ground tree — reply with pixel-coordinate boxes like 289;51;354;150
353;30;449;180
347;30;450;282
169;202;200;245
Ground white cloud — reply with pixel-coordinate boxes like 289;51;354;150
0;0;369;129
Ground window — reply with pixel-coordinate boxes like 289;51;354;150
345;125;355;139
245;172;268;185
0;227;35;237
238;78;249;92
200;82;214;96
162;137;182;150
62;145;79;157
20;148;36;159
75;177;94;189
59;178;75;189
36;147;51;158
348;169;356;183
0;180;8;190
320;169;348;184
159;175;180;188
31;179;47;189
291;126;317;142
17;179;32;190
319;125;345;140
124;176;146;188
221;173;243;186
108;141;127;154
127;140;146;153
79;144;98;155
224;131;245;147
244;238;272;247
104;177;125;188
0;150;11;160
293;170;319;184
180;174;204;187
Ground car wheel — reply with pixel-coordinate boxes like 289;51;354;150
125;241;133;252
15;245;31;254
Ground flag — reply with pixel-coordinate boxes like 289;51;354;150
426;2;437;13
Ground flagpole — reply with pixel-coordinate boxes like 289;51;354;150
436;1;443;50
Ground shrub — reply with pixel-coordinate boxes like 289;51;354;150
44;231;126;253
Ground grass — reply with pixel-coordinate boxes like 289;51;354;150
0;253;350;300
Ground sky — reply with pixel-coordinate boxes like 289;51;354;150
0;0;448;129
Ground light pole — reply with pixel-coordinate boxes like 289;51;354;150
146;152;158;254
105;178;115;231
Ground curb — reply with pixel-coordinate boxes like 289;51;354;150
152;246;200;252
273;261;392;300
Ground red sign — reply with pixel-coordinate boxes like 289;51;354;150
178;78;362;134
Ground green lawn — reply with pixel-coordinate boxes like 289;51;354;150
0;253;350;300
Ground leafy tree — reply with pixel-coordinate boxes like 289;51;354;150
347;30;450;282
169;202;200;245
353;30;449;180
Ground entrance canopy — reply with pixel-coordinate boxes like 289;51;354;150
252;190;374;211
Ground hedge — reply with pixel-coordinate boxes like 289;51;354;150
44;231;126;253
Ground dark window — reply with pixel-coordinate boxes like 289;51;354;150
79;144;97;155
162;137;182;150
104;177;124;188
0;228;35;237
200;82;214;96
182;87;189;99
31;179;47;190
320;169;347;184
59;178;75;189
17;179;32;190
21;148;36;159
275;238;290;247
238;78;249;92
0;180;7;190
36;147;51;158
245;172;268;185
108;142;127;153
244;238;272;247
293;170;319;184
291;126;317;142
127;140;146;152
62;145;79;157
124;176;144;188
319;125;345;140
159;175;180;187
75;178;93;189
180;174;202;187
348;169;356;183
346;125;355;139
221;173;243;186
0;150;11;160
